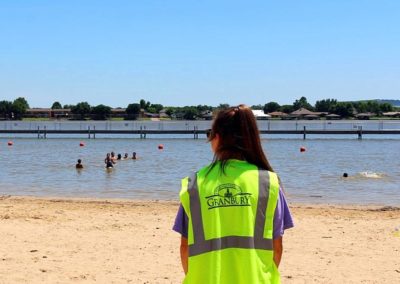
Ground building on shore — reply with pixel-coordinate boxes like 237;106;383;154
325;114;341;120
382;111;400;118
111;108;127;119
25;108;71;119
267;111;288;119
251;110;271;120
289;108;321;120
355;112;374;120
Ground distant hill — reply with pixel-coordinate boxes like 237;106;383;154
376;99;400;107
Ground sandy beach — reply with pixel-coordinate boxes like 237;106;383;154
0;196;399;284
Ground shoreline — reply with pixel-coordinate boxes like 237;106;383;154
1;195;400;283
2;194;400;210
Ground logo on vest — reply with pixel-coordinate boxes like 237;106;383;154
205;183;252;209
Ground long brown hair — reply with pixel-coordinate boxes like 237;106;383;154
208;104;274;173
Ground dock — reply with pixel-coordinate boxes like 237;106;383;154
1;125;400;139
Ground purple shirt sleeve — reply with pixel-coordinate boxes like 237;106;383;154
273;188;294;239
172;204;188;238
172;187;294;239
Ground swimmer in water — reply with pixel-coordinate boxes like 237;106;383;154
110;151;117;161
117;153;122;160
124;153;128;159
76;159;83;169
343;173;348;178
132;152;137;160
105;153;115;168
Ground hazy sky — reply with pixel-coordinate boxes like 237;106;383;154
1;0;399;108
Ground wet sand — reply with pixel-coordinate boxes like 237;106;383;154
0;196;399;283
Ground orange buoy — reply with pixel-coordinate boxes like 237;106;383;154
7;141;13;146
300;146;306;152
79;142;85;147
158;144;164;150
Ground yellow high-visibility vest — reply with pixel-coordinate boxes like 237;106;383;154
180;159;280;284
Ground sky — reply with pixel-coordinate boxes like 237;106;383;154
0;0;399;108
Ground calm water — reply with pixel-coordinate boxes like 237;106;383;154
0;137;399;206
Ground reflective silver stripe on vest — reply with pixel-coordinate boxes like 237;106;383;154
188;169;273;257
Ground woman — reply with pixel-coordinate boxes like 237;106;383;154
173;105;293;284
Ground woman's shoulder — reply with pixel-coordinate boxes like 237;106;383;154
197;162;217;175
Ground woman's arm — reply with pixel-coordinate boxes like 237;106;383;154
273;236;283;268
180;236;188;274
272;186;293;268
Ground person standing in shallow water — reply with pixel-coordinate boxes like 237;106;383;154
104;153;115;168
173;105;294;284
75;159;83;169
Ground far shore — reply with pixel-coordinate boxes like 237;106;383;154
13;118;400;121
0;195;399;283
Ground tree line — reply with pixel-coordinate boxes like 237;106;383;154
0;96;398;120
254;97;396;118
0;97;30;120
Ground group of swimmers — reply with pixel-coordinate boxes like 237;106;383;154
104;151;137;168
75;151;137;169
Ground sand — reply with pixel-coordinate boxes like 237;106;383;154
0;196;399;284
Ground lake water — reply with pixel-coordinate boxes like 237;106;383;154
0;135;399;206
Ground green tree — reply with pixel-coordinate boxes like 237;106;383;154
280;104;294;114
182;107;198;120
165;107;174;117
0;100;13;119
139;99;146;109
147;103;163;114
51;101;62;109
71;102;91;120
63;104;75;109
147;106;156;113
251;104;263;110
354;100;386;115
315;99;337;112
263;102;280;113
353;101;368;114
379;102;394;113
293;96;313;110
139;99;152;111
14;97;29;109
366;100;380;115
91;104;111;120
126;103;141;120
217;103;230;110
196;105;213;112
333;102;354;118
12;97;30;119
